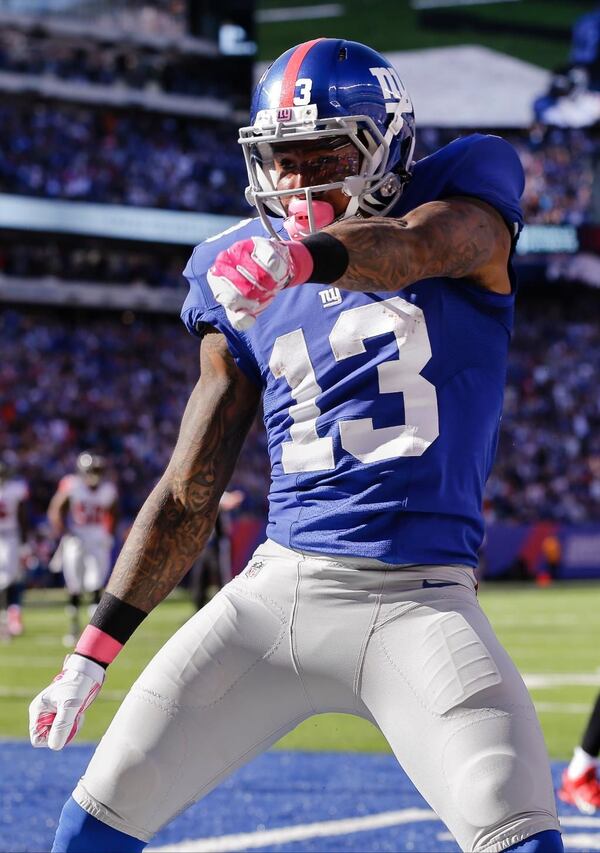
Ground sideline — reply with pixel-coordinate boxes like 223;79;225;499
148;807;437;852
148;811;600;853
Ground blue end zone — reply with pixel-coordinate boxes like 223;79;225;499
0;743;594;853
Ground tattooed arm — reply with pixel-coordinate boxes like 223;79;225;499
106;329;261;613
324;197;513;295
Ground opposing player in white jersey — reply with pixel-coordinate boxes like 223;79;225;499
48;452;118;645
0;460;29;638
31;39;562;853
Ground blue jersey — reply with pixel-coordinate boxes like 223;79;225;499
182;134;525;567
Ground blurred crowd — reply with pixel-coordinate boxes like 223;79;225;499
487;290;599;524
89;2;187;40
2;1;187;41
512;127;595;226
0;27;247;105
0;105;595;228
416;126;595;226
0;238;189;290
1;293;597;542
0;99;249;214
0;308;270;534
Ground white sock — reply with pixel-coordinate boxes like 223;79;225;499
568;746;597;779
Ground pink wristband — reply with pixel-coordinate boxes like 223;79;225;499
75;624;123;664
287;241;314;286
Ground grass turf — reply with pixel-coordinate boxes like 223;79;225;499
256;0;598;69
2;581;599;759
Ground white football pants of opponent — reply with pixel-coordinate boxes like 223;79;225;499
52;533;111;594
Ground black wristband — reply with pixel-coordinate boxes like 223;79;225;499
301;232;349;284
89;592;147;645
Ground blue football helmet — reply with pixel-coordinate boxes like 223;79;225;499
239;38;416;238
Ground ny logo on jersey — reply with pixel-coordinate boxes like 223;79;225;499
319;287;342;308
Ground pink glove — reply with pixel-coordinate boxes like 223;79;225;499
207;236;314;330
29;654;105;750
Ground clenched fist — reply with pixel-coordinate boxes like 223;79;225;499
207;236;313;329
29;654;105;750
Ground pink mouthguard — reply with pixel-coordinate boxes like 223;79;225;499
283;199;334;240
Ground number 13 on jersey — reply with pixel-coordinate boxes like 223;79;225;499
269;297;440;473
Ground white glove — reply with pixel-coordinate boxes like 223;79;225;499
29;654;105;750
207;236;311;330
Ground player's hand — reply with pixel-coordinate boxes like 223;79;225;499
207;237;312;330
29;654;105;750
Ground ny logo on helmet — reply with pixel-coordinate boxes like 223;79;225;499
369;66;410;112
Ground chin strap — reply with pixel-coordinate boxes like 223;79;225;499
283;199;335;240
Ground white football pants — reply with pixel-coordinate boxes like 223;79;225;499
0;534;20;590
73;539;559;852
54;534;111;594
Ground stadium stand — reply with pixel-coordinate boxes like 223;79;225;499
1;283;597;543
488;287;599;525
0;107;589;223
0;307;270;530
0;235;189;290
0;27;232;99
0;0;597;585
0;98;248;214
415;127;595;226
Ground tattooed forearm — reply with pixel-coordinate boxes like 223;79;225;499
324;197;511;294
107;331;261;612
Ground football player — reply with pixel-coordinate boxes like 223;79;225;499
0;460;29;638
47;452;118;645
559;691;600;813
30;40;562;853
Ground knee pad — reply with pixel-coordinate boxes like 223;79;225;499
452;744;533;828
443;709;545;831
52;797;146;852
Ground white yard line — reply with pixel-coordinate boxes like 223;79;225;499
148;808;436;852
0;655;68;666
0;685;126;701
561;817;600;827
0;654;140;668
0;685;589;715
524;673;600;689
3;664;599;686
535;702;592;714
149;811;600;853
490;615;582;627
412;0;519;9
3;672;600;711
562;833;600;850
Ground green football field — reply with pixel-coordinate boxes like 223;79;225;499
1;582;599;759
257;0;598;69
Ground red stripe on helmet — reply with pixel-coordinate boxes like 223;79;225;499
279;38;325;107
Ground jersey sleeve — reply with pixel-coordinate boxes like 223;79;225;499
15;480;29;502
441;134;525;237
180;221;265;388
103;482;118;505
58;475;75;495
